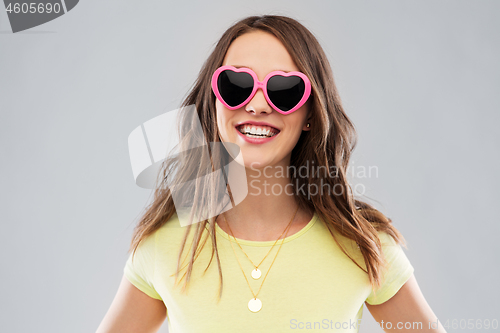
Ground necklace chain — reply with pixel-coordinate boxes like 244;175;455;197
222;204;299;270
223;205;299;301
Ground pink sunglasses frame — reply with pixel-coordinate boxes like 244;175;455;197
211;65;312;115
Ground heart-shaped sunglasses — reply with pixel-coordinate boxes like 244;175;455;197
211;65;312;115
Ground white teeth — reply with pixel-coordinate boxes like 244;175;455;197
238;124;278;138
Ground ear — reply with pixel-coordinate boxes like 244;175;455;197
302;110;313;131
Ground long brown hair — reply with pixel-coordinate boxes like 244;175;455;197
128;14;406;301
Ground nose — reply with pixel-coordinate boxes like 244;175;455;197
245;87;272;115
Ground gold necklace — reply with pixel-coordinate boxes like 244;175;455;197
223;206;299;312
222;204;299;280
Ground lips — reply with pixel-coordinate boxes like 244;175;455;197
233;120;281;144
235;126;279;144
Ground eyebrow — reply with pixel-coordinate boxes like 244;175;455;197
232;65;292;73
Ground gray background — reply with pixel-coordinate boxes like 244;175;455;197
1;1;499;332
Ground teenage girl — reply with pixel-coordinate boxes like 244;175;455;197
97;15;446;333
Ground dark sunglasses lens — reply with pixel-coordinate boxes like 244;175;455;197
267;75;305;112
218;70;254;107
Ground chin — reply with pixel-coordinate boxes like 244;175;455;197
240;156;276;170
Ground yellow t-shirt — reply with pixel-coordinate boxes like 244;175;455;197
124;211;414;332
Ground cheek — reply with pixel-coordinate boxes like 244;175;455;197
215;103;231;140
286;109;308;135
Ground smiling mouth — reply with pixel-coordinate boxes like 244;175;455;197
236;124;280;138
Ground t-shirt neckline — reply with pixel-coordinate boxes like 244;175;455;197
215;211;318;247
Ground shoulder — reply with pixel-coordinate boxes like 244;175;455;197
159;212;184;230
375;230;400;247
131;213;186;255
136;213;184;248
156;212;187;241
155;211;209;250
374;230;413;278
157;211;205;235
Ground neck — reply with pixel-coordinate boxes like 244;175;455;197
216;160;313;242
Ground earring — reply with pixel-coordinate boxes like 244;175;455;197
306;123;310;128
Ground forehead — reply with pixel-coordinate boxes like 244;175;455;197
222;30;298;74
